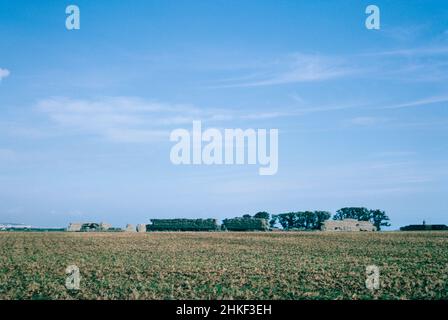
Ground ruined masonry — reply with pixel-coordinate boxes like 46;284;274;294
125;224;136;232
67;222;111;232
321;219;376;231
99;222;111;231
67;222;83;232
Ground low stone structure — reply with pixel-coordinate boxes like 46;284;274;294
67;222;83;232
321;219;376;232
99;222;111;231
67;222;112;232
125;224;136;232
81;223;101;232
136;224;146;232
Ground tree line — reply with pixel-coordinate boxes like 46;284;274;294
242;207;391;231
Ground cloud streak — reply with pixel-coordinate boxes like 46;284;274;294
213;53;358;88
213;45;448;88
367;46;448;57
0;68;10;81
382;95;448;109
36;97;292;143
36;97;200;143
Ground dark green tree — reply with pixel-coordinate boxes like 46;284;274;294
269;215;278;228
277;212;297;230
370;209;391;231
276;211;331;230
314;211;331;229
254;211;270;221
294;212;306;229
334;207;371;221
304;211;316;229
242;214;252;219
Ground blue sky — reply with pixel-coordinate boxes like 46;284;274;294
0;0;448;228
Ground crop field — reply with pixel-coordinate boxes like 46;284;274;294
0;231;447;300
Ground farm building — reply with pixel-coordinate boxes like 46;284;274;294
321;219;376;232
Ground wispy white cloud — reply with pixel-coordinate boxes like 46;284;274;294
36;96;291;142
213;45;448;88
36;97;199;143
381;24;429;43
30;90;448;145
0;68;10;81
368;46;448;57
213;53;358;88
382;95;448;109
358;45;448;82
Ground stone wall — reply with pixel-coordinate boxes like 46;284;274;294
136;224;146;232
125;224;136;232
321;219;376;232
67;222;112;232
99;222;112;231
67;222;83;232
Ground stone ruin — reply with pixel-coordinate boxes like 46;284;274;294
125;224;136;232
99;222;111;231
67;222;83;232
136;224;146;233
67;222;112;232
321;219;376;232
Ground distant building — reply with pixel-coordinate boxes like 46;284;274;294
322;219;376;232
400;224;448;231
